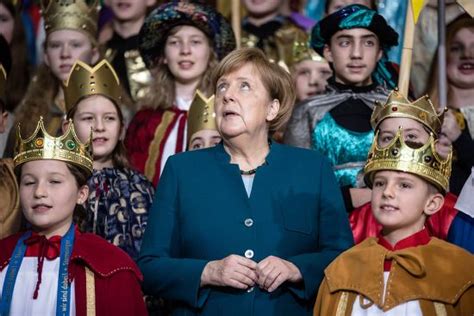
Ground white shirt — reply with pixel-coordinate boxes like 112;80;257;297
0;258;76;316
160;97;191;175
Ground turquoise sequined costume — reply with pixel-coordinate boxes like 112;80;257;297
312;113;373;187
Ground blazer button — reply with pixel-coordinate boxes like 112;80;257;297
244;218;254;227
244;249;254;259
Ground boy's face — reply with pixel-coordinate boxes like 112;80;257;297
292;59;332;101
377;117;430;147
371;170;443;240
243;0;283;18
324;28;382;87
20;160;89;237
188;129;221;151
107;0;155;22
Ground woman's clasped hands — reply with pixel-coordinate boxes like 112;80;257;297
201;254;303;292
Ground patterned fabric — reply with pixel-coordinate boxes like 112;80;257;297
310;4;399;89
139;1;236;68
312;113;373;187
84;168;154;261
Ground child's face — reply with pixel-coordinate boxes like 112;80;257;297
72;95;122;165
107;0;154;22
447;26;474;90
20;160;88;237
292;59;332;101
377;117;429;147
326;0;373;15
188;129;221;151
324;28;382;87
0;3;14;44
371;170;443;240
243;0;283;17
44;30;99;82
164;25;211;85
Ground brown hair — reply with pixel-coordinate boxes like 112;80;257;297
211;48;296;133
0;0;31;112
67;95;130;169
425;14;474;108
139;25;217;111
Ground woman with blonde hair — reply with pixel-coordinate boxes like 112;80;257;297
138;48;353;315
125;1;235;186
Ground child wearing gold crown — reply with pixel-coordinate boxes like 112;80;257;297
349;90;474;253
313;127;474;315
186;90;221;151
4;0;101;157
125;1;236;186
0;117;147;315
62;59;154;261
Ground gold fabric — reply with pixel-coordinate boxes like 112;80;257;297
313;238;474;316
0;159;20;239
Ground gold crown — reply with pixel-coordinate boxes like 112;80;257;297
0;64;6;106
64;60;122;113
41;0;99;41
14;117;93;174
371;89;445;135
292;34;326;66
364;128;452;194
187;90;217;145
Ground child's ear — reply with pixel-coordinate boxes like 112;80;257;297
77;184;89;205
62;119;70;133
424;193;444;216
323;44;333;63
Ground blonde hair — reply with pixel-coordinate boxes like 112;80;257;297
211;48;296;133
139;25;217;110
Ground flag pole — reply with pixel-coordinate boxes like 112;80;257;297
398;1;415;96
437;0;447;108
231;0;241;49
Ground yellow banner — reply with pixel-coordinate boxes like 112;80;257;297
411;0;427;24
457;0;474;17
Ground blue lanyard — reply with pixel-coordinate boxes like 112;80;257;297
0;224;75;316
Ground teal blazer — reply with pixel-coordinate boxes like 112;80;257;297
139;142;354;315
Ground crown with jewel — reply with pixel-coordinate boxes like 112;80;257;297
292;33;326;66
371;89;445;135
41;0;99;41
14;117;93;174
64;59;122;113
364;128;452;194
187;90;217;145
0;64;6;106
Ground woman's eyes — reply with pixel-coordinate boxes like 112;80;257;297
240;82;250;90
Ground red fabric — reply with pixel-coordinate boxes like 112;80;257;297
125;106;186;186
377;229;431;271
350;192;459;244
0;230;147;316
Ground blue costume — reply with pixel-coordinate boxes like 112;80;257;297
138;142;353;315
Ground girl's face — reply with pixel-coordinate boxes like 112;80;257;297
0;3;14;44
72;95;122;167
447;27;474;90
188;129;221;151
20;160;88;237
44;29;99;82
163;25;211;85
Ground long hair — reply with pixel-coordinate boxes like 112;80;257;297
0;0;30;112
139;26;217;111
67;95;130;169
425;14;474;108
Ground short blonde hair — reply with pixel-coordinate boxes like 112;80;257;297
212;48;296;133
